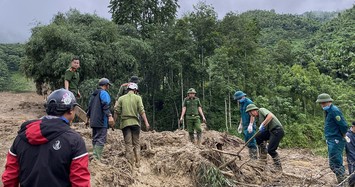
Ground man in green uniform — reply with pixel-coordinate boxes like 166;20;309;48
179;88;207;145
246;104;284;171
316;93;348;184
64;57;81;98
114;83;150;169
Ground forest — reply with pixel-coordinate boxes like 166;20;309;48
0;1;354;152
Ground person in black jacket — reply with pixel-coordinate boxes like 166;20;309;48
1;88;90;187
87;78;114;160
346;121;355;187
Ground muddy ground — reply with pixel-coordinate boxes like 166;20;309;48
0;92;341;186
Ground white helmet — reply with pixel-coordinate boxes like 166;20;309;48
128;83;138;90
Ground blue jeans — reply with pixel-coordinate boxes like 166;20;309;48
327;138;345;177
243;125;257;149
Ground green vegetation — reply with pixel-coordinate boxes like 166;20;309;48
1;2;354;151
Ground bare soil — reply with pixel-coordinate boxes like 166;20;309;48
0;92;339;186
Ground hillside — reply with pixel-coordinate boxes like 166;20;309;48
0;92;341;186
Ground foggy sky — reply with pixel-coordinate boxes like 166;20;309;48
0;0;353;43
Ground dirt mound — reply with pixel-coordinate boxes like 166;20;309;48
0;92;338;187
72;125;335;187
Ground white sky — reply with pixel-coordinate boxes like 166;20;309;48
0;0;353;43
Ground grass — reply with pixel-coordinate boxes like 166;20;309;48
7;72;36;92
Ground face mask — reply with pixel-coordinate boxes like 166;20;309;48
322;106;330;111
239;98;246;103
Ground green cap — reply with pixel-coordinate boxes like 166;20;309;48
187;88;196;94
245;104;259;112
316;93;333;103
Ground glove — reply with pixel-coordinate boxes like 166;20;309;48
237;124;242;133
259;124;265;132
247;124;253;133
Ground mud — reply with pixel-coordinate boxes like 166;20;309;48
0;92;339;187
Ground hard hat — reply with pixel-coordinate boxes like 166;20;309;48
45;89;78;115
187;88;196;94
245;104;259;112
128;83;138;90
316;93;333;103
233;91;246;101
98;78;112;86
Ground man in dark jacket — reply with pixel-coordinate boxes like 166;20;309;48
316;93;348;184
2;89;90;187
87;78;114;160
233;90;257;159
346;121;355;187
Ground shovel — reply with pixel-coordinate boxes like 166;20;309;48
218;129;260;169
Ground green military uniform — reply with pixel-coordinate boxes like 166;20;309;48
183;96;202;141
64;68;80;97
115;92;144;129
115;92;145;168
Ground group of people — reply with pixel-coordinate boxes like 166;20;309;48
2;57;355;186
233;91;284;171
234;90;355;186
1;58;149;186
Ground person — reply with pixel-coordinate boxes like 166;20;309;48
116;76;139;100
179;88;207;145
64;57;81;99
87;78;115;161
233;90;257;159
245;104;284;171
345;121;355;187
1;89;90;187
316;93;348;184
114;83;150;169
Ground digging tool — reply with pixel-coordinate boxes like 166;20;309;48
74;106;115;131
218;129;261;169
74;105;87;123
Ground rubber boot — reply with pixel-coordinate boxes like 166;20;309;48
272;155;282;171
92;145;97;159
249;148;258;160
197;132;202;146
125;144;134;170
189;133;195;143
94;145;104;160
134;147;141;168
258;143;267;167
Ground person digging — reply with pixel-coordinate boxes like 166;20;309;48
245;104;284;171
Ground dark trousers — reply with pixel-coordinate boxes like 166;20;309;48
92;127;108;146
349;162;355;187
256;126;284;158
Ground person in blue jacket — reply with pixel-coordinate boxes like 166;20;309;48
233;90;257;159
87;78;115;160
316;93;348;184
346;121;355;187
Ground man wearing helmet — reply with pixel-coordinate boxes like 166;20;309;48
316;93;348;184
179;88;206;145
233;90;257;159
64;57;81;98
2;89;90;187
245;103;284;171
87;78;115;161
114;83;150;169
